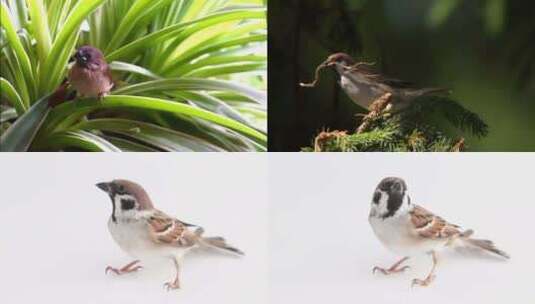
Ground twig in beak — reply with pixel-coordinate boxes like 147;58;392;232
299;60;330;88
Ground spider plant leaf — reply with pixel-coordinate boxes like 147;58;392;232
75;118;225;152
109;61;162;79
36;129;121;152
114;78;267;105
106;8;265;62
1;108;18;123
26;0;52;65
104;0;157;53
1;2;36;105
0;77;26;114
0;95;50;152
41;95;267;144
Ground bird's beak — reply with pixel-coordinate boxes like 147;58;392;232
96;182;111;193
323;59;335;67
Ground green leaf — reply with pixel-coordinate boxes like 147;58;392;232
42;95;267;143
1;2;36;105
104;0;157;53
37;130;122;152
106;8;266;61
75;118;226;152
109;61;162;79
0;95;50;152
426;0;461;28
484;0;506;36
27;0;52;65
114;78;266;105
1;108;18;123
0;77;26;114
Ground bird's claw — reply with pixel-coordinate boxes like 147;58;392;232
105;266;120;275
372;265;410;275
411;274;435;288
105;265;142;275
163;281;180;291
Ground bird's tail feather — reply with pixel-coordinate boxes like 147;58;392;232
461;235;510;259
200;236;244;256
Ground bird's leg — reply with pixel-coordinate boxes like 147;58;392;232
412;251;438;287
373;256;410;275
356;92;392;134
164;257;181;291
105;260;142;275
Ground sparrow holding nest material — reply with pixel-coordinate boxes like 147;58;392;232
301;53;449;112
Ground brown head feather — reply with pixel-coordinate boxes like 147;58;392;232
113;179;154;210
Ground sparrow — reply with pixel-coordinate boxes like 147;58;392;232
96;179;244;290
68;45;114;98
312;53;448;112
368;177;509;287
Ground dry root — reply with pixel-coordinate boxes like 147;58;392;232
299;61;329;88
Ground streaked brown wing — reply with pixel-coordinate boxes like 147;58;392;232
147;210;200;247
410;205;461;239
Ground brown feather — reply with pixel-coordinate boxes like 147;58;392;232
147;210;199;247
410;205;461;239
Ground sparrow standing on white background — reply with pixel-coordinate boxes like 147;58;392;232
96;179;244;290
321;53;448;111
368;177;509;287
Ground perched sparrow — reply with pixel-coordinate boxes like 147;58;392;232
322;53;448;111
96;179;244;290
68;46;114;98
368;177;509;287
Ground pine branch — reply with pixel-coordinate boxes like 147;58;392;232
405;96;489;137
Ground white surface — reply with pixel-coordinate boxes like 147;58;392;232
269;153;534;304
1;153;533;304
0;154;268;304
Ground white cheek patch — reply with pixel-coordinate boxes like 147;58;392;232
395;192;412;216
370;190;389;217
114;194;138;218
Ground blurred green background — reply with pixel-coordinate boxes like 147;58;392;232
268;0;535;151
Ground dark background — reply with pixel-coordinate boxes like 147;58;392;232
268;0;535;151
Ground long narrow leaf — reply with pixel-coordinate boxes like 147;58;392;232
0;77;26;114
42;95;267;143
114;78;267;105
0;95;50;152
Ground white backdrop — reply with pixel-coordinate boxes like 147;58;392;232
1;153;533;304
0;153;268;304
268;153;534;304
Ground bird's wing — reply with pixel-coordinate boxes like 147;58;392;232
347;63;416;88
380;77;415;88
146;209;201;247
409;204;461;239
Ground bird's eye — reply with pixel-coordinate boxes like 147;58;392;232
117;184;125;193
81;56;88;62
